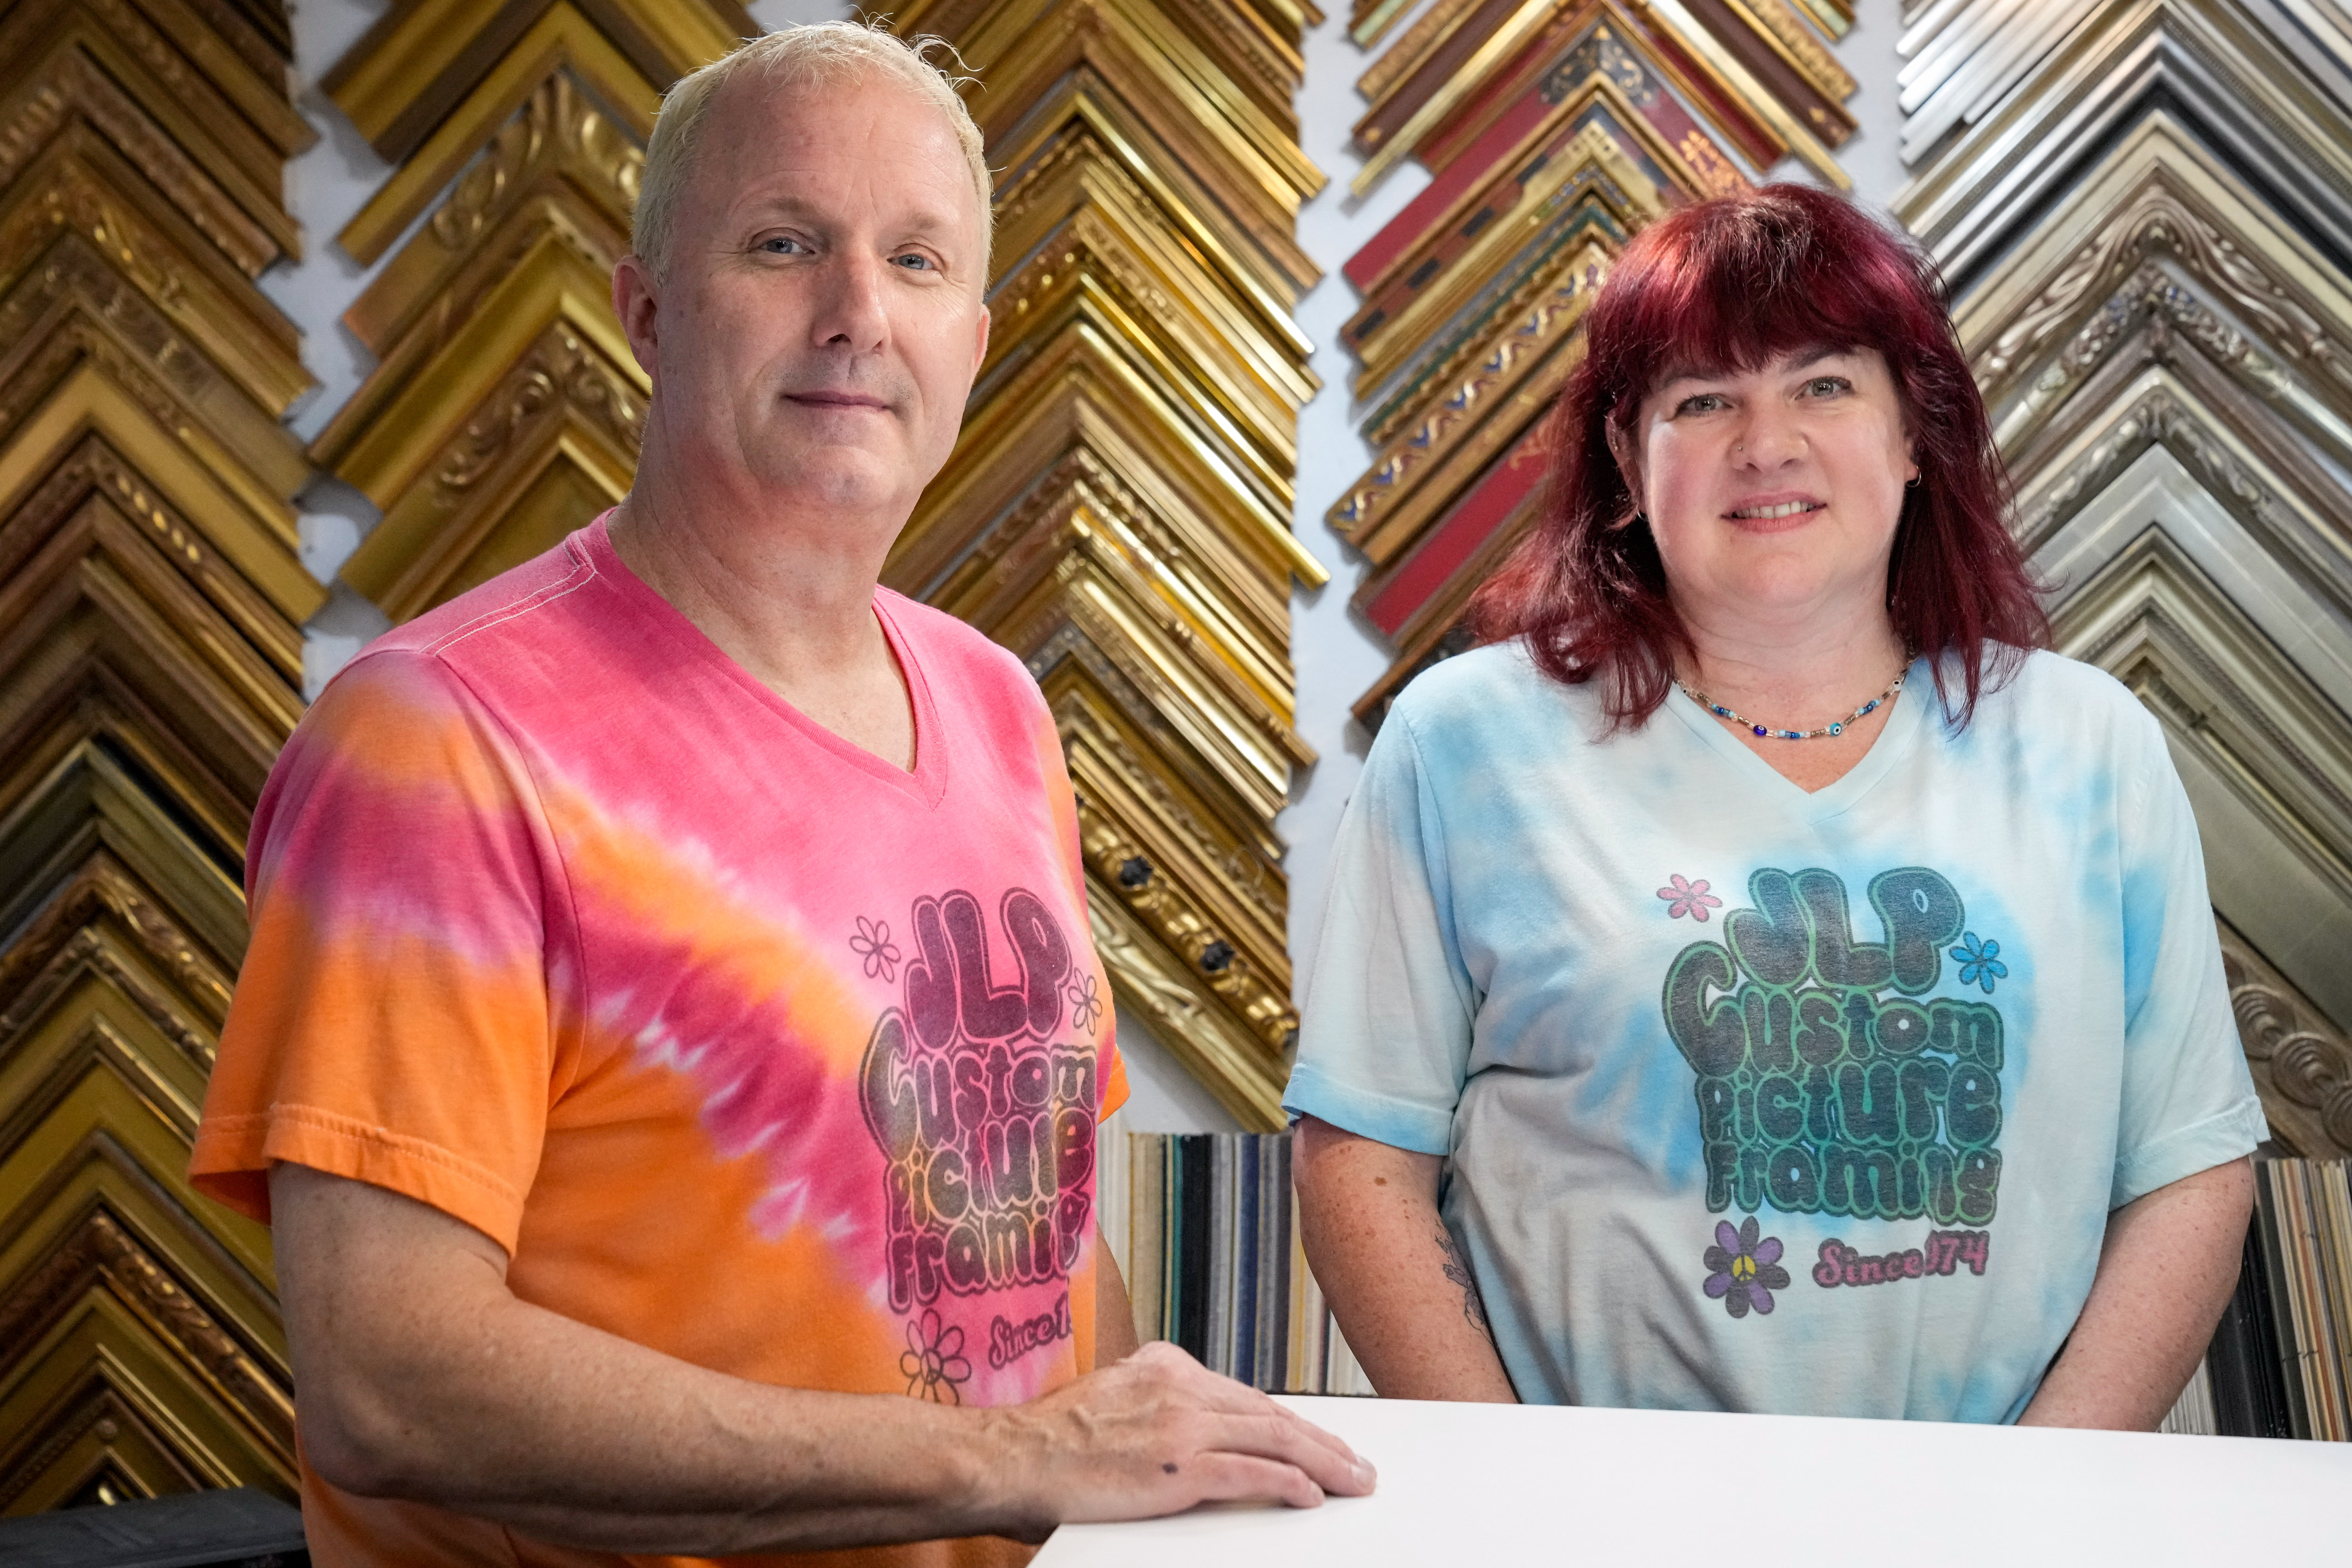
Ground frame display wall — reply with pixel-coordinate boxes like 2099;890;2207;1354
1324;0;1860;727
880;0;1329;1130
1894;0;2352;1160
0;0;317;1514
6;0;2351;1520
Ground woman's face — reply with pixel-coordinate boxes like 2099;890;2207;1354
1617;345;1918;638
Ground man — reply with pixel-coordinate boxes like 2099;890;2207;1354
191;22;1370;1564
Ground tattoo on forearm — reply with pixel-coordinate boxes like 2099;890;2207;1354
1436;1228;1492;1334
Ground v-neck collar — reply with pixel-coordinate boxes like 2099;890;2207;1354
581;514;949;810
1661;654;1931;823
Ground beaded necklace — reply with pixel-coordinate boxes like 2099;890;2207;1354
1676;660;1912;741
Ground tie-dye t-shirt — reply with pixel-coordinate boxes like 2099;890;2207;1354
191;515;1126;1566
1287;642;2262;1422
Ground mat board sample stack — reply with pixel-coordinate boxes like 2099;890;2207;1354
2253;1156;2352;1439
2166;1157;2349;1438
1112;1130;1372;1395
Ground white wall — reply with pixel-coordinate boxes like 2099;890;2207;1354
263;0;1907;1135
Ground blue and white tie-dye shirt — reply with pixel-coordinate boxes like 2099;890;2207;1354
1287;642;2263;1422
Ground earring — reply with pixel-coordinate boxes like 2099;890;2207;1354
1905;475;1922;489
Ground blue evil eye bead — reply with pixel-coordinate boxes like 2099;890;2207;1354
1753;724;1769;736
1828;721;1843;735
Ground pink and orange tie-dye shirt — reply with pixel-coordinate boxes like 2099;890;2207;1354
191;515;1127;1567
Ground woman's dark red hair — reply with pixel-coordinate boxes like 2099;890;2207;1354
1469;183;2047;728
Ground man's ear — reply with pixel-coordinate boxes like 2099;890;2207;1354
973;303;990;373
612;255;660;380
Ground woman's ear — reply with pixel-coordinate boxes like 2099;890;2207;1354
1605;419;1644;516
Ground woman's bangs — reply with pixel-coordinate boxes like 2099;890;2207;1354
1613;230;1880;409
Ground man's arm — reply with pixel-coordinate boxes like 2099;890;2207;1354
2018;1157;2253;1429
270;1164;1370;1553
1291;1116;1516;1402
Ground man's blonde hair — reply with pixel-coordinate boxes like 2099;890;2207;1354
631;21;993;281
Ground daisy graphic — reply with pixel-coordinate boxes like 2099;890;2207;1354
1950;931;2007;994
900;1310;972;1404
1067;971;1103;1033
1657;874;1723;922
849;916;901;982
1702;1218;1791;1319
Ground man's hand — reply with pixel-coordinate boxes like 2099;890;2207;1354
980;1342;1376;1538
270;1162;1370;1552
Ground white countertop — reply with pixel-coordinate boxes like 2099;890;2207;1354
1033;1396;2352;1567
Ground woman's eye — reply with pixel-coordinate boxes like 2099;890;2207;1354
1805;376;1850;397
1676;394;1724;415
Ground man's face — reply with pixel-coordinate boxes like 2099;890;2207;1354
627;70;990;524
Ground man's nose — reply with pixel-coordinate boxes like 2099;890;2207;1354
812;250;891;353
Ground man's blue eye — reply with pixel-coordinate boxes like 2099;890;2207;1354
895;255;931;269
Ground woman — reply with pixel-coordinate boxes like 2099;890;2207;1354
1288;185;2263;1426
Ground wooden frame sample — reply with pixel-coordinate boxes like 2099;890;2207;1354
1326;1;1856;729
885;0;1328;1127
1912;1;2352;1151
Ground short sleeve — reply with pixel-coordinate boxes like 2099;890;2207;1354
1010;642;1127;1126
1284;711;1476;1156
2109;719;2267;1208
190;650;564;1253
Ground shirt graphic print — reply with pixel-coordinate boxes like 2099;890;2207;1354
861;885;1107;1385
1666;866;2008;1316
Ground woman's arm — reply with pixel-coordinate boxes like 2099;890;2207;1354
1293;1115;1517;1402
1096;1246;1141;1365
2018;1156;2253;1429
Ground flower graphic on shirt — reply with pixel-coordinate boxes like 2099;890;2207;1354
1067;971;1103;1033
1950;931;2007;994
1702;1217;1790;1319
1657;874;1723;922
900;1310;973;1404
849;916;902;982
